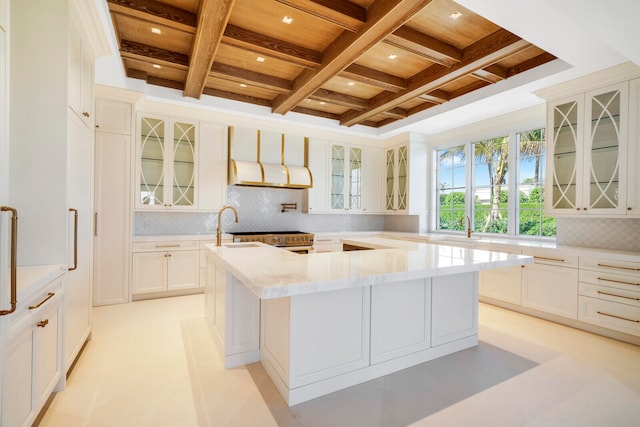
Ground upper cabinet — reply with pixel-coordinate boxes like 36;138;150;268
135;113;226;211
627;78;640;215
303;140;383;214
546;82;631;216
68;16;93;128
384;138;428;214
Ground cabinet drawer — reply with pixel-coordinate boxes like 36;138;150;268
132;240;199;252
579;269;640;291
578;296;640;336
579;256;640;278
522;248;579;267
579;282;640;307
9;279;64;334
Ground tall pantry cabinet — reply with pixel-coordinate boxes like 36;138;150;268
9;0;109;372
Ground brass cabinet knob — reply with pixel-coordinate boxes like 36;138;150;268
37;319;49;328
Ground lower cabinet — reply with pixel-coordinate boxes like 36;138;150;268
522;262;579;319
578;256;640;336
131;239;201;298
479;265;523;305
2;275;64;427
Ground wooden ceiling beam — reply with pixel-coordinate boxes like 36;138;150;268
222;24;322;68
384;25;462;66
120;39;190;67
471;64;507;83
340;63;407;92
291;106;341;121
381;107;408;119
202;87;273;107
127;68;185;90
183;0;235;98
275;0;366;31
340;29;531;126
272;0;433;115
419;89;449;103
210;63;292;93
107;0;196;33
506;52;557;77
310;88;369;110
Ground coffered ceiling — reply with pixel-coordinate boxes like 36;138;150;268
106;0;556;129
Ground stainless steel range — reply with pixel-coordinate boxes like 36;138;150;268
230;231;315;253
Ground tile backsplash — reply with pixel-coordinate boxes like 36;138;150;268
556;217;640;252
133;186;422;235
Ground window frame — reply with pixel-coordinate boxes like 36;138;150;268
431;120;554;240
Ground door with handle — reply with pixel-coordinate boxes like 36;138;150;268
0;206;17;315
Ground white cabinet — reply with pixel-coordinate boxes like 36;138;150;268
546;82;629;215
302;138;329;213
578;256;640;336
329;143;364;212
627;78;640;215
65;112;93;372
136;114;198;210
135;115;227;211
198;122;227;211
68;16;93;128
521;251;579;319
132;240;201;298
93;99;132;306
431;272;478;346
479;265;523;305
304;140;382;214
362;146;383;213
384;138;428;214
2;276;64;427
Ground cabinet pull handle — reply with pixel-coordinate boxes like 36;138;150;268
597;263;640;272
69;208;79;271
94;212;98;237
597;290;640;301
597;277;640;287
597;311;640;323
156;244;180;248
0;206;18;316
82;112;90;118
533;256;565;263
29;292;55;310
37;319;49;328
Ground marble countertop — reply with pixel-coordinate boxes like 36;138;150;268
206;237;532;299
16;264;66;301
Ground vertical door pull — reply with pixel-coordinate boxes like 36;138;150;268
69;208;78;271
0;206;18;316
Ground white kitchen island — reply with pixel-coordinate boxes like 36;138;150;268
204;237;532;406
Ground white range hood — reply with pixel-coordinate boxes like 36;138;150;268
227;127;313;189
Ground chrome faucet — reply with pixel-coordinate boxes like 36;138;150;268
216;205;238;246
460;215;472;238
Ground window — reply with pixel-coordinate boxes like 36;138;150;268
517;129;556;236
435;127;556;238
436;145;466;231
473;136;509;234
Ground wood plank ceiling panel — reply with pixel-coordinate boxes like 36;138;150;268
107;0;557;128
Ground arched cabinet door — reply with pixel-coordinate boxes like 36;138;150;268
546;81;629;216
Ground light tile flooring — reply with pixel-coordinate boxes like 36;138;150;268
37;294;640;427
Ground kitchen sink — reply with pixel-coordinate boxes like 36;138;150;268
223;243;261;248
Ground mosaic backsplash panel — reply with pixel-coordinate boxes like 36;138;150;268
556;217;640;252
134;186;391;235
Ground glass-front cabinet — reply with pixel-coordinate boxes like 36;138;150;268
385;144;408;212
546;82;628;215
136;114;198;210
330;144;363;212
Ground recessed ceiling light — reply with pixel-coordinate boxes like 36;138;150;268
449;11;463;20
151;27;162;34
152;64;161;69
347;82;355;86
319;101;326;105
387;54;398;60
240;83;247;88
256;56;265;62
282;16;293;24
